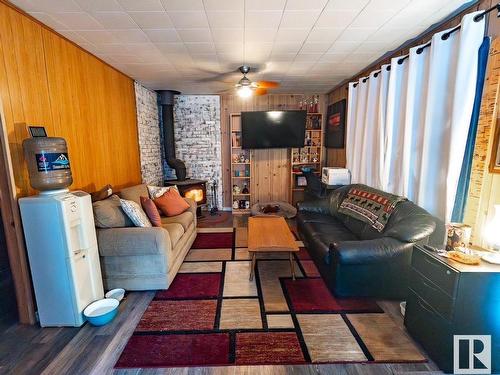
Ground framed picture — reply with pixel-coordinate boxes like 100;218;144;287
491;118;500;173
325;99;346;149
296;175;307;187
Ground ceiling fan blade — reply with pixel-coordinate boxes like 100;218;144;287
256;80;280;89
254;88;268;96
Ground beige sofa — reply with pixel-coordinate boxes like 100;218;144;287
96;184;197;290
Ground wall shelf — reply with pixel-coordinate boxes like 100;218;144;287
230;113;252;213
289;112;324;206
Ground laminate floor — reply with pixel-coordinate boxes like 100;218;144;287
0;212;441;375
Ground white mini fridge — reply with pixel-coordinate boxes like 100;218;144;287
19;191;104;327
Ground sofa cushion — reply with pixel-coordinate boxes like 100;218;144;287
140;196;162;227
297;211;341;226
93;195;133;228
119;184;148;205
154;189;190;217
120;198;152;227
162;223;184;248
148;185;178;199
161;211;194;231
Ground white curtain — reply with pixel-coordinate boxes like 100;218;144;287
345;82;358;176
384;56;409;195
345;11;485;221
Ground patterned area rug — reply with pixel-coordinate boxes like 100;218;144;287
115;228;425;368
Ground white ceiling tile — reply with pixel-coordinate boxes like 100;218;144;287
215;43;243;54
245;28;277;43
367;26;407;43
275;28;309;43
185;42;216;54
327;41;359;53
318;53;345;62
143;29;181;42
245;0;286;11
98;54;147;64
168;11;209;28
343;52;375;63
245;11;282;29
325;0;369;11
300;42;331;53
206;11;244;28
161;0;204;11
294;53;322;62
350;9;396;28
125;43;163;53
211;29;244;43
109;29;150;43
366;0;411;12
90;43;129;54
76;30;118;43
49;12;103;29
28;0;81;12
315;10;359;28
268;53;296;61
203;0;244;11
280;10;321;29
117;0;164;11
128;11;173;28
354;41;387;53
28;12;69;30
177;28;213;42
307;28;343;42
92;12;137;29
336;27;375;42
154;42;189;53
74;0;121;12
285;0;328;11
9;0;44;12
271;41;302;54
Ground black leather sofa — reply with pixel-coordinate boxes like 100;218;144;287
297;184;443;299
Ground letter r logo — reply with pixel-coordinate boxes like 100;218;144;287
454;335;491;374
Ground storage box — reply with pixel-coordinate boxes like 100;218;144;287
321;167;351;186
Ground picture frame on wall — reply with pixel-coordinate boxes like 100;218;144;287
491;118;500;173
325;99;346;149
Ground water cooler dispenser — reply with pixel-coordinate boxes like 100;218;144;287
19;136;103;327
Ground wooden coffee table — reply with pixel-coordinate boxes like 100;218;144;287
247;216;299;281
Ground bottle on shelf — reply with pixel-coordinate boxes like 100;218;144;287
242;183;249;194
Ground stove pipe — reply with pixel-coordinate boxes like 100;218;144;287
157;89;186;181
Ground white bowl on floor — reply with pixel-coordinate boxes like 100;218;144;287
105;288;125;302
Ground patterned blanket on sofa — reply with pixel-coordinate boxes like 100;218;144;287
338;186;407;232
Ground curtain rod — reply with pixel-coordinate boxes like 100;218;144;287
349;2;500;86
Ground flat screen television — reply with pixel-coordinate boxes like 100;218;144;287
241;110;307;149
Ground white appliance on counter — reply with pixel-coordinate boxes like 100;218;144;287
19;190;103;327
322;167;351;186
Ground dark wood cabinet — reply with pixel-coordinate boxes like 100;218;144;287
405;246;500;373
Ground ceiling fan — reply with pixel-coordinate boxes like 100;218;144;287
233;65;280;97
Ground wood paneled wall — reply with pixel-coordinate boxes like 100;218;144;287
0;1;141;198
0;0;141;323
220;94;325;208
325;0;496;168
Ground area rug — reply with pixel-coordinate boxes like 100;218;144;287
115;228;426;368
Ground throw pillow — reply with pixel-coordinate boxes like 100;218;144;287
154;188;190;217
120;198;152;227
147;185;179;199
140;196;162;227
338;185;407;232
92;195;134;228
91;184;112;202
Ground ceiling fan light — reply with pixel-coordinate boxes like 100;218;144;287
237;86;253;98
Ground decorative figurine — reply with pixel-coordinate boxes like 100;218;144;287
239;154;245;163
245;200;250;209
233;185;241;194
233;200;239;209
